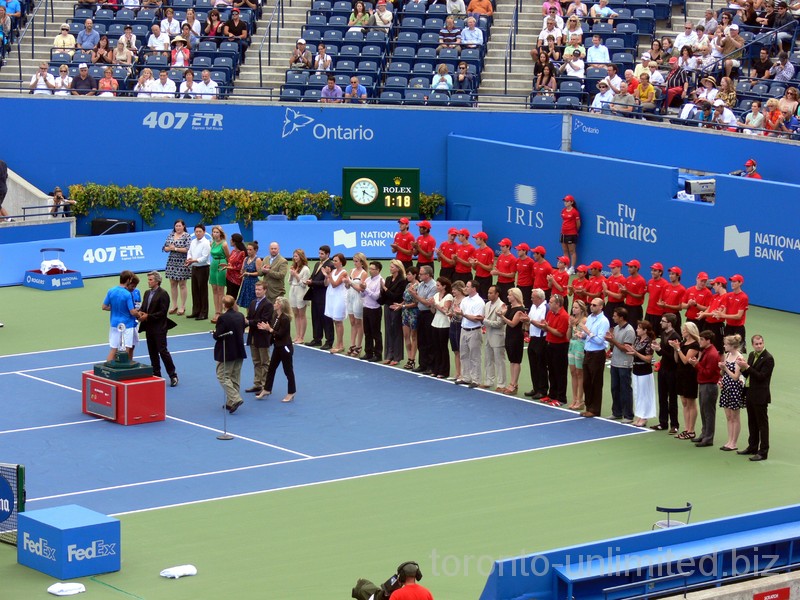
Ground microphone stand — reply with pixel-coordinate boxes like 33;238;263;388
217;328;234;441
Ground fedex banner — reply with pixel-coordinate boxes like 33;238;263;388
447;135;800;313
0;223;241;287
252;220;483;259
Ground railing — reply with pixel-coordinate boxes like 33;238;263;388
258;0;285;87
13;0;55;90
502;0;521;95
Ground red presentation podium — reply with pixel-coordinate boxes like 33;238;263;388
82;371;166;425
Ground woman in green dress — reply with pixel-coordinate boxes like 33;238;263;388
209;225;230;323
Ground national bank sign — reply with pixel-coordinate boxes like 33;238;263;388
281;108;376;141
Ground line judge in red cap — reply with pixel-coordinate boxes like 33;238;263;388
559;194;581;275
414;220;436;275
547;255;570;300
621;259;646;326
391;217;415;271
603;259;626;321
453;228;475;284
645;261;669;337
515;243;535;309
531;245;553;300
493;238;518;301
437;227;459;282
471;231;494;299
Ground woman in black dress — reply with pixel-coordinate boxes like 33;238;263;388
498;287;527;395
669;322;700;440
380;260;407;366
260;296;296;403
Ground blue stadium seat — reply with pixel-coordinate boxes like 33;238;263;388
94;8;114;22
285;71;308;90
280;87;302;101
558;80;584;99
530;94;556;108
380;90;403;104
73;7;94;20
735;80;751;94
335;59;356;74
312;0;332;14
605;37;626;52
307;73;328;87
556;95;582;109
334;73;350;87
387;61;412;75
405;1;425;14
168;67;184;83
357;60;378;74
344;29;365;45
416;46;436;61
394;46;416;61
136;9;157;21
428;91;449;105
88;65;105;80
615;23;638;48
172;0;192;7
438;47;459;62
302;29;322;44
303;89;322;101
403;89;426;104
328;15;348;27
361;45;384;59
769;83;786;97
146;54;168;67
384;75;408;90
750;83;769;97
408;76;429;89
449;92;473;107
74;50;92;63
106;23;125;37
424;17;444;31
338;44;361;58
307;14;326;27
591;22;613;34
612;52;634;72
401;17;423;32
195;0;212;9
412;62;433;75
93;23;107;34
420;32;440;47
332;0;351;15
50;52;71;64
397;31;419;45
322;29;343;43
632;9;655;35
131;24;150;39
427;4;447;15
365;30;388;45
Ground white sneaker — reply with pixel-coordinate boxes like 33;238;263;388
0;323;4;327
567;266;575;275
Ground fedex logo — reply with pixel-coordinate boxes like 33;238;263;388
67;540;117;562
22;532;57;561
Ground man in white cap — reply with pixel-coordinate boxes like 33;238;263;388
711;99;737;130
714;23;743;78
289;37;312;70
70;63;97;95
633;52;651;78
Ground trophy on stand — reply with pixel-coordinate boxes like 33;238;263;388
94;323;154;381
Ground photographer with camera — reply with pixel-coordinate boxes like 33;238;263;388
50;186;76;218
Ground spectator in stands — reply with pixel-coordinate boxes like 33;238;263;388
777;108;799;137
763;97;782;135
533;45;553;74
717;76;736;107
4;0;20;21
50;187;76;217
224;8;250;57
29;62;55;95
123;0;141;9
648;39;664;65
183;8;202;38
624;68;639;93
204;9;225;42
467;0;493;20
633;52;651;78
741;0;760;26
711;98;738;130
97;66;119;97
196;69;219;98
234;0;257;11
134;67;154;96
698;7;719;35
455;280;484;387
589;0;617;24
756;0;777;29
714;23;744;78
70;63;97;95
215;0;233;9
313;42;332;74
664;56;689;109
92;35;113;65
693;75;718;103
560;49;585;78
566;0;588;18
637;72;656;112
454;61;475;92
170;36;190;67
447;0;466;15
535;63;557;94
736;99;765;133
53;23;77;57
661;35;675;58
563;32;585;58
677;44;698;71
368;0;393;33
160;7;181;39
148;23;171;57
585;34;609;68
348;1;370;33
770;52;796;82
778;85;799;114
590;80;613;112
289;37;312;70
141;0;163;12
544;5;564;28
674;21;698;51
544;35;561;61
647;62;665;86
150;68;177;97
53;64;72;95
118;24;139;57
179;68;199;98
431;63;453;92
694;24;710;52
562;15;582;43
345;75;368;103
532;18;562;62
602;63;623;92
437;16;462;55
77;19;100;51
320;74;343;102
113;40;134;71
693;100;714;126
541;0;562;16
610;78;635;115
750;47;773;82
180;23;200;52
461;16;483;48
773;1;795;51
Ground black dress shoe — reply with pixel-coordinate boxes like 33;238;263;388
737;448;757;455
187;313;198;318
532;393;545;400
468;382;479;388
307;340;322;347
749;454;767;461
170;376;179;387
245;386;261;393
524;390;536;397
367;356;380;362
695;441;713;447
195;315;207;320
228;400;243;414
413;366;426;373
360;355;371;360
320;344;333;351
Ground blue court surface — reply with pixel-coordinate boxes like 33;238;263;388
0;333;647;516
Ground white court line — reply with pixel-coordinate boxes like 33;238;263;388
0;419;103;435
16;372;82;393
27;417;638;504
0;332;209;360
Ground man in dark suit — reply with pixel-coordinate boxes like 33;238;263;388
213;295;247;413
305;244;334;350
736;334;775;461
138;271;179;386
244;280;273;396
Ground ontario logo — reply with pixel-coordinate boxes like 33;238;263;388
573;118;600;134
506;184;544;229
281;108;375;140
724;224;799;262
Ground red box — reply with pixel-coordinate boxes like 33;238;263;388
754;589;790;600
82;371;165;425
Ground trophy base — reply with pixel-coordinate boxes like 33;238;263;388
94;353;154;381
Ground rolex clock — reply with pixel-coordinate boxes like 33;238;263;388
342;168;420;219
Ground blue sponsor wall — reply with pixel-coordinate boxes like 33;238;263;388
571;114;800;185
446;135;800;313
1;98;563;195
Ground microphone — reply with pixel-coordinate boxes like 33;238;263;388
217;331;234;338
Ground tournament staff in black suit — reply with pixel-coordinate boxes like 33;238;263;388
305;244;334;350
138;271;179;387
213;295;247;413
246;280;274;398
736;334;775;462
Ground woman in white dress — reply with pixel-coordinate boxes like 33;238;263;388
288;249;311;344
628;319;657;427
324;253;348;354
345;252;367;356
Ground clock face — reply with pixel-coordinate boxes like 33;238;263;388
350;178;379;206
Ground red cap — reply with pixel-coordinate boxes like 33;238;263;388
745;159;756;167
697;271;709;280
713;276;728;285
557;255;570;265
730;274;744;283
398;217;410;225
532;245;546;255
448;227;459;235
668;266;682;275
650;262;664;271
498;238;512;247
515;242;530;252
608;259;623;268
417;220;431;229
459;228;469;237
589;260;603;270
562;194;575;203
576;264;588;273
669;56;678;64
473;231;488;241
626;259;641;268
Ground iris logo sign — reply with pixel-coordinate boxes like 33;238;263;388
506;184;544;229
